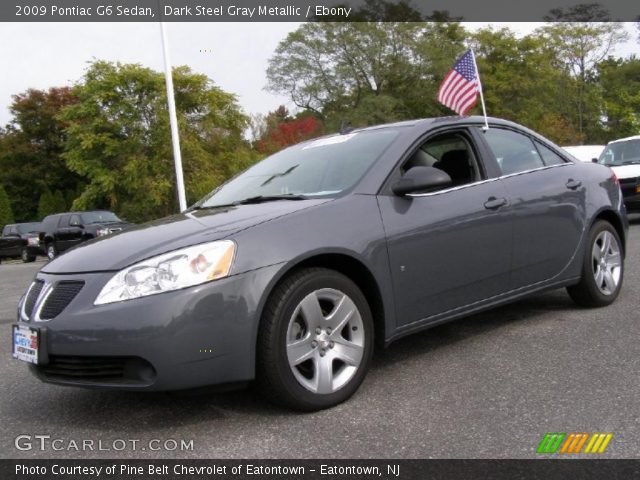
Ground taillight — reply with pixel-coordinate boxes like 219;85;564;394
610;168;619;185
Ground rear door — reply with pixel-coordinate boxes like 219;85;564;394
377;128;513;327
477;127;585;289
55;215;72;251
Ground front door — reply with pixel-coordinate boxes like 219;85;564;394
378;129;513;327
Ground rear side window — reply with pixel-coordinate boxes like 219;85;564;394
535;141;566;166
58;215;70;228
2;226;11;236
481;128;545;175
42;216;60;230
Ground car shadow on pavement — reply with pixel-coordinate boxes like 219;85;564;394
5;290;579;428
372;289;574;368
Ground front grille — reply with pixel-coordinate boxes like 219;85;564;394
40;281;84;320
36;355;156;385
619;177;638;186
23;280;44;318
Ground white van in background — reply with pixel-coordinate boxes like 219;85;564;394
562;145;605;163
596;135;640;214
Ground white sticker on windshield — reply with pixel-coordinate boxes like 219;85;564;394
302;133;357;150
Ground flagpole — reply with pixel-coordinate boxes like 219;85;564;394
470;49;489;130
160;21;187;212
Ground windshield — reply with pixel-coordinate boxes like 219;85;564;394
598;140;640;166
80;211;121;224
197;129;399;208
16;223;40;234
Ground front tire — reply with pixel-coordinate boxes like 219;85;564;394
567;220;624;307
257;268;374;411
21;248;36;263
46;243;57;261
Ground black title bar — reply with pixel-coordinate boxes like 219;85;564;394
4;459;640;480
3;0;640;22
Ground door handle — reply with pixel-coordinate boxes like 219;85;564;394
566;179;582;190
484;197;508;210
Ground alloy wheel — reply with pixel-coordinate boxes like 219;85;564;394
286;288;365;394
591;230;621;295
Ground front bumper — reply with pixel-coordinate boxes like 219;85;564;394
26;245;43;256
620;178;640;213
16;263;283;391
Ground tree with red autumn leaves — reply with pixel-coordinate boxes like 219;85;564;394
255;106;323;154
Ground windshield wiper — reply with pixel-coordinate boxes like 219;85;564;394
189;194;307;211
232;194;308;205
622;160;640;165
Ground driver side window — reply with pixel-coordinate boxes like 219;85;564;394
401;132;482;190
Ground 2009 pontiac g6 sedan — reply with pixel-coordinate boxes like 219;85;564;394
13;117;628;411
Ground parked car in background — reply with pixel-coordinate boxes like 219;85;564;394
39;211;132;260
0;222;41;263
562;145;605;163
596;135;640;214
14;117;627;411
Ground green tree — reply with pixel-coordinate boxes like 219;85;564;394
537;9;628;137
469;27;583;144
60;60;253;222
266;1;466;128
37;189;55;219
597;56;640;140
0;185;15;231
0;87;80;221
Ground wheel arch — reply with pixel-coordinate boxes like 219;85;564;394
591;208;626;255
254;252;388;365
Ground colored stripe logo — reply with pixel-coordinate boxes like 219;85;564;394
537;433;613;454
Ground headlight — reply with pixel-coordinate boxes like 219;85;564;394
96;228;110;237
94;240;235;305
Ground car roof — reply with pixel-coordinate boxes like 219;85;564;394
350;116;521;133
45;210;112;217
608;135;640;145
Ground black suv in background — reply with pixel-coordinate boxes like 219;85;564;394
0;222;41;263
39;211;132;260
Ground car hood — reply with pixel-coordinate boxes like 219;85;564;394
42;199;330;274
610;164;640;179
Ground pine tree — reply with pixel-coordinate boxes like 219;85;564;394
0;185;15;231
37;189;55;219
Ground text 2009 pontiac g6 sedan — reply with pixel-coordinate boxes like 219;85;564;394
13;117;627;411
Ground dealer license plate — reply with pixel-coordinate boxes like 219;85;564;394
12;324;39;364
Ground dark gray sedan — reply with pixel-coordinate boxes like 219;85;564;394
12;117;628;411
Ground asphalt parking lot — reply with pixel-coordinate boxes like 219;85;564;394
1;217;639;459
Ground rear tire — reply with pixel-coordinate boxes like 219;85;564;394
257;268;374;411
567;220;623;307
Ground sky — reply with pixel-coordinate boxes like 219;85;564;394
0;22;637;127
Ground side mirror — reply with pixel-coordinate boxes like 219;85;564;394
591;158;598;163
392;166;452;196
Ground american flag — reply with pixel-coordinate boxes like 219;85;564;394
437;50;479;116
